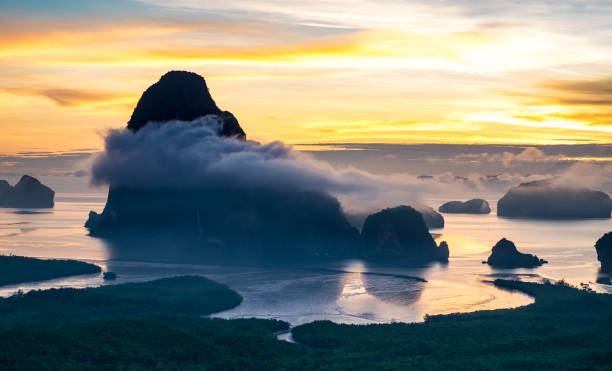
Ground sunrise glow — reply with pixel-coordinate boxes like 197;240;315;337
1;1;611;154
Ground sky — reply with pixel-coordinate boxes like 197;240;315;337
0;0;611;157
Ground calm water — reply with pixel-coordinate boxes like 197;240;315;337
0;192;610;326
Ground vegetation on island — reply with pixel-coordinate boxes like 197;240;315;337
0;255;101;286
0;275;609;370
0;276;295;370
291;279;612;370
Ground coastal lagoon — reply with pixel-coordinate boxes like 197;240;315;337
0;191;610;326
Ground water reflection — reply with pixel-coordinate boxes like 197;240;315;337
337;271;425;323
0;195;610;326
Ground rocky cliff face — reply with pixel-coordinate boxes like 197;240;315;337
595;232;612;273
414;205;445;229
0;175;54;208
127;71;246;139
0;180;11;196
86;186;359;255
361;206;449;262
497;179;611;219
485;238;546;268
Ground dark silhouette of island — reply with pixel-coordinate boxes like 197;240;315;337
87;187;359;258
439;199;490;214
414;205;444;229
0;175;54;208
87;71;455;263
103;272;117;280
0;255;100;286
0;180;10;195
595;232;612;273
497;179;611;219
87;71;364;259
127;70;246;139
361;206;449;262
485;238;547;268
344;206;443;232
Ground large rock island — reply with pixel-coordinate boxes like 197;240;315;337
595;232;612;273
86;71;456;262
497;179;611;219
361;206;449;262
485;238;547;268
439;199;490;214
0;175;54;208
86;71;362;258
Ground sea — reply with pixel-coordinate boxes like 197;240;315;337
0;190;610;327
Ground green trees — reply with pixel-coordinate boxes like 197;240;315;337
0;276;609;369
0;255;101;286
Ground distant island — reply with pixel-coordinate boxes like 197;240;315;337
439;199;490;214
484;238;547;268
0;255;100;286
0;175;54;208
497;179;611;219
595;232;612;273
86;71;446;264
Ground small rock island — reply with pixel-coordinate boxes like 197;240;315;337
595;232;612;273
439;199;490;214
0;175;54;208
497;179;611;219
361;205;449;262
415;205;445;229
485;238;547;268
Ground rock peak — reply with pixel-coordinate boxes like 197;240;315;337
0;174;54;208
17;174;42;186
127;70;246;139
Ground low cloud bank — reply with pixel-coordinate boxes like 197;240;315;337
90;117;430;214
90;118;612;216
555;162;612;191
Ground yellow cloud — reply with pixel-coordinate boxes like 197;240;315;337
1;17;611;154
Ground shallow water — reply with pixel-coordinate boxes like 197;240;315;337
0;192;610;326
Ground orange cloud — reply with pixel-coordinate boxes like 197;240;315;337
3;87;133;107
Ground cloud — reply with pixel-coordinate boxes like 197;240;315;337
3;87;130;107
90;117;443;214
453;147;566;167
0;151;95;178
506;147;565;165
72;170;89;177
540;77;612;99
91;117;612;220
555;162;612;191
511;112;612;127
505;76;612;108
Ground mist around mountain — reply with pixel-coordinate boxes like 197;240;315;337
87;71;446;264
497;179;612;219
